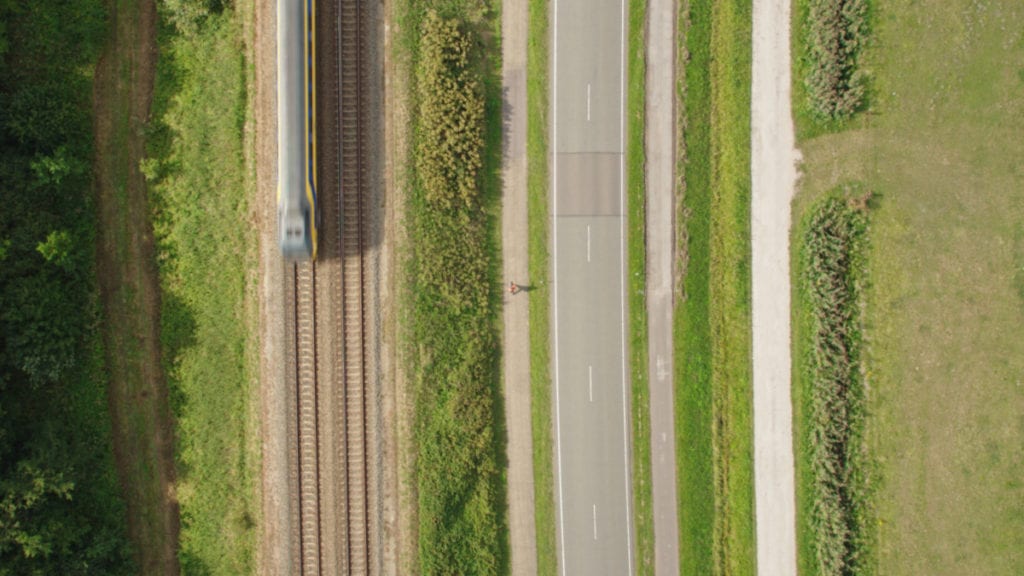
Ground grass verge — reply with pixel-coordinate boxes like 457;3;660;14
626;0;655;573
526;0;558;573
675;0;755;574
393;3;508;574
142;4;259;573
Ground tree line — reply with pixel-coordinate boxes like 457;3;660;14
0;2;134;573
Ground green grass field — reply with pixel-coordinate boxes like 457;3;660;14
144;5;259;573
675;0;755;574
791;0;1024;573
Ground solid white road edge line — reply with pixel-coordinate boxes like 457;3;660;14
552;0;567;574
618;0;635;572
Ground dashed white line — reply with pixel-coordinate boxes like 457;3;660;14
587;83;592;122
592;504;598;540
589;365;594;403
587;224;592;262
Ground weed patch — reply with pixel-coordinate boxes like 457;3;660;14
796;192;872;576
799;0;869;121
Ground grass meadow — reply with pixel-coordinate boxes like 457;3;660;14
675;0;755;574
791;0;1024;573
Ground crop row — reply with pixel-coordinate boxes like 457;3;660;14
802;0;869;119
799;196;869;576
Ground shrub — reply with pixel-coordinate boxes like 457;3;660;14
415;11;485;213
804;0;868;119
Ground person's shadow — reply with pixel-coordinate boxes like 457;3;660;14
507;282;539;296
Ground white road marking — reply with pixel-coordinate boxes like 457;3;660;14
656;354;669;380
587;225;592;262
587;83;592;122
552;0;567;573
617;0;635;572
593;504;598;540
589;365;594;402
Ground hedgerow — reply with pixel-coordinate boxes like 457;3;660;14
803;0;869;119
415;13;485;212
409;11;503;576
800;194;870;576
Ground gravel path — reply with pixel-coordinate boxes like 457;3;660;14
500;0;539;573
253;0;292;571
750;0;799;574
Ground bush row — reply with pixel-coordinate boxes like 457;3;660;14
415;12;485;212
803;0;869;119
800;196;869;576
409;11;503;576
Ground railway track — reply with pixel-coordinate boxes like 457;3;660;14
288;0;373;574
337;0;371;572
293;262;322;575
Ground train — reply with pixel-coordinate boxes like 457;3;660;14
277;0;319;260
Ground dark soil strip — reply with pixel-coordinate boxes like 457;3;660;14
92;0;180;573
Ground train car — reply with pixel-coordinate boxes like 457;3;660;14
277;0;318;260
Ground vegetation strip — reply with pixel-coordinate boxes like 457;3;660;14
675;0;755;574
795;193;870;576
626;0;655;572
797;0;869;121
142;1;260;572
396;5;508;574
526;0;559;573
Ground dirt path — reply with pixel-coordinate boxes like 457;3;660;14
92;0;180;573
750;0;799;573
500;0;539;574
644;0;680;573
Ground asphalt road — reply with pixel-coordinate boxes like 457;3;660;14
552;0;634;573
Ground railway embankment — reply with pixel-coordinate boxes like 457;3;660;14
393;5;509;574
140;0;262;573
